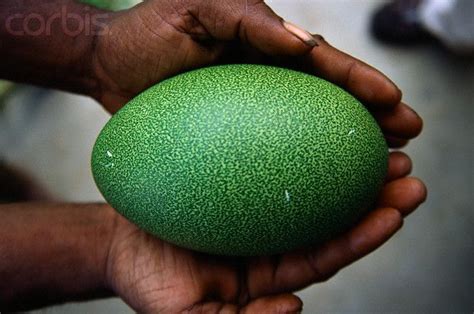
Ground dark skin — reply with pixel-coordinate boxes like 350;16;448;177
0;0;427;312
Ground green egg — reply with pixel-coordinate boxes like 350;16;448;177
92;64;388;256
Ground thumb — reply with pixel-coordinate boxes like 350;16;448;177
189;0;316;56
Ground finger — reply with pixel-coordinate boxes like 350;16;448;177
304;36;401;109
247;208;402;297
186;302;239;314
188;294;302;314
374;102;423;139
240;6;315;56
386;152;412;182
241;293;302;314
386;135;409;148
188;1;314;56
377;177;427;216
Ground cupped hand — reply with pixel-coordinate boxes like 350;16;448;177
93;0;422;146
94;1;427;312
106;152;426;313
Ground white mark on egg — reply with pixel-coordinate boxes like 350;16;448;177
106;150;113;157
285;190;291;202
348;129;355;135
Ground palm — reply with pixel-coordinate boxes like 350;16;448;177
107;224;248;313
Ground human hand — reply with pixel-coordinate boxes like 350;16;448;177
0;1;426;311
106;149;426;313
93;0;423;144
93;1;426;312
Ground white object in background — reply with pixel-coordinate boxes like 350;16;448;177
419;0;474;53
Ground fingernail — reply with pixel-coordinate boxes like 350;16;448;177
283;20;317;47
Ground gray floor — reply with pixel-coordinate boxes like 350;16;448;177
1;0;472;313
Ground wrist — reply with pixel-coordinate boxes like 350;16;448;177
89;12;133;113
102;207;141;292
80;7;115;101
87;7;119;100
90;203;119;293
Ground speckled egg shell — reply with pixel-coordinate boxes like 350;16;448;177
92;64;388;256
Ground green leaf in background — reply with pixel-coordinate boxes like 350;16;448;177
0;81;13;95
0;81;14;111
79;0;141;11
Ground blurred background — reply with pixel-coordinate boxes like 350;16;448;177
1;0;472;312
